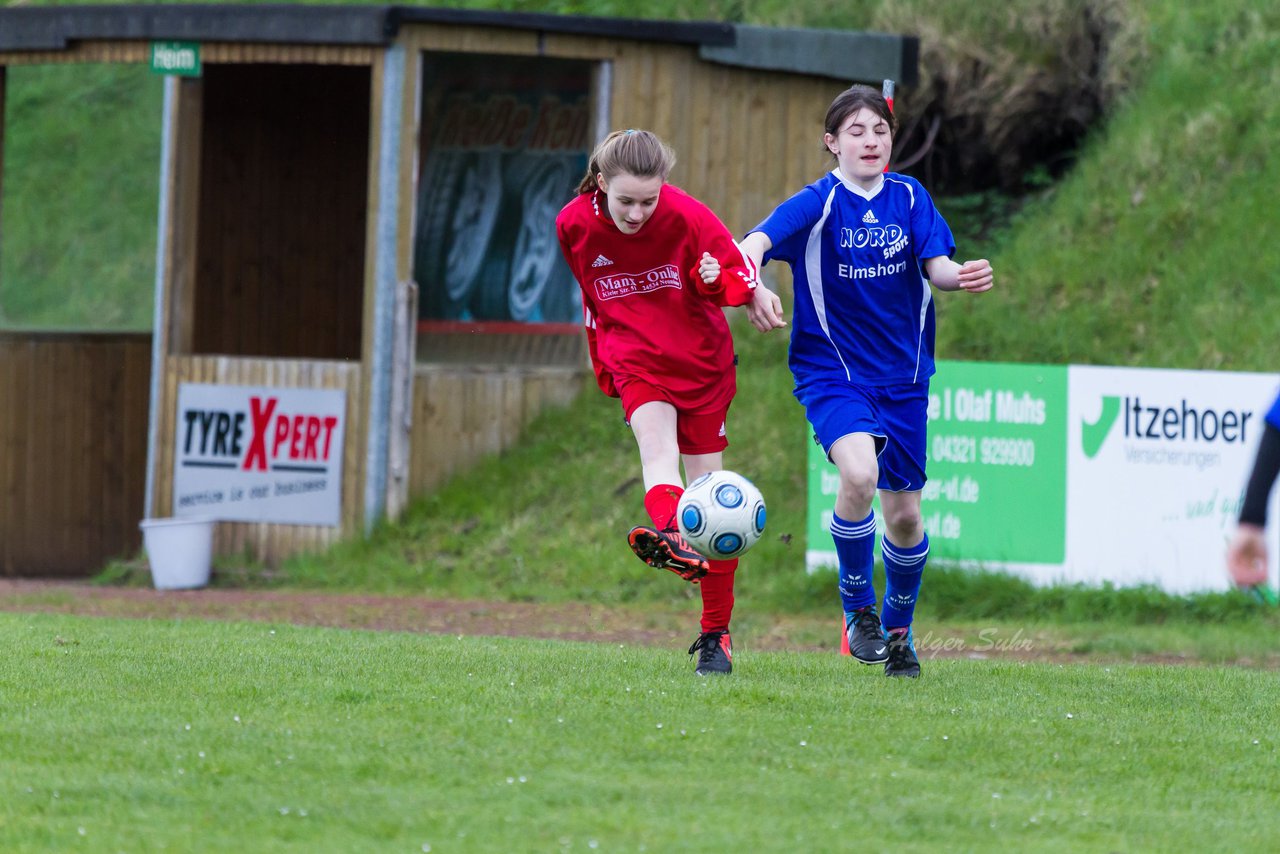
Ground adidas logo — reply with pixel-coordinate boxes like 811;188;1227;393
862;210;879;224
591;254;613;268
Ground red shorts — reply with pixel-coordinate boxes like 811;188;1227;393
619;379;731;455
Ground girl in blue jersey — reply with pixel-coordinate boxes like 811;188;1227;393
740;84;993;677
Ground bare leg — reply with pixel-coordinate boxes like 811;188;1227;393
680;451;724;486
628;401;682;489
878;489;924;548
829;433;879;521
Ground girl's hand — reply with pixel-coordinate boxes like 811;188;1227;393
747;283;787;332
957;259;994;293
1227;524;1270;588
698;251;721;284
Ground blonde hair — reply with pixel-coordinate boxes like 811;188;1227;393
576;129;676;195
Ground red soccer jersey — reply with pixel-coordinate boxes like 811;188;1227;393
555;184;757;412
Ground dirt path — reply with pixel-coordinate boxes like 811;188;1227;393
0;579;698;646
0;578;1262;667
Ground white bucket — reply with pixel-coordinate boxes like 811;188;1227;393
138;517;215;590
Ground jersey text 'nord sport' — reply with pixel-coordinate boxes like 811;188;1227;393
751;171;955;389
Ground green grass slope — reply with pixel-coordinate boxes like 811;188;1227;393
0;63;161;329
937;3;1280;370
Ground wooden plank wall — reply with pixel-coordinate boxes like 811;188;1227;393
0;333;151;577
409;364;585;496
415;330;584;366
152;355;363;566
192;62;370;360
550;39;838;243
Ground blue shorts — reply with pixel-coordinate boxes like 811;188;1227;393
795;379;929;492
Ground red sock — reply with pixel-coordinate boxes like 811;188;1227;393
643;484;683;532
699;558;738;633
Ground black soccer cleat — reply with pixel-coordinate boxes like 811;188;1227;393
688;630;733;675
845;605;889;664
884;627;921;678
627;526;709;581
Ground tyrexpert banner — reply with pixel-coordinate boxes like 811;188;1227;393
807;361;1280;594
173;384;346;526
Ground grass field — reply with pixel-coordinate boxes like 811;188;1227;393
3;612;1279;852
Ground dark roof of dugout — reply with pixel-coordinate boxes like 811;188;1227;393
0;5;917;87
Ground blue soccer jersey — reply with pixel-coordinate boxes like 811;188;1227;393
1267;390;1280;431
751;171;955;387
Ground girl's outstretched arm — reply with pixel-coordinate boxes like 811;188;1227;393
924;256;994;293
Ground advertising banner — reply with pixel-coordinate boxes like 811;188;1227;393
414;53;590;325
808;361;1068;569
922;361;1068;563
1063;365;1278;593
806;361;1280;594
173;384;346;526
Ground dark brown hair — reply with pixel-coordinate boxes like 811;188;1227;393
823;85;898;158
576;129;676;195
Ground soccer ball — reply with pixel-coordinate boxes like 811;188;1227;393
677;470;767;560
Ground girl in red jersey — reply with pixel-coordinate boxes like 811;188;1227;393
555;129;759;675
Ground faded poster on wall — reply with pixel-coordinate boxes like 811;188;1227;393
414;53;590;324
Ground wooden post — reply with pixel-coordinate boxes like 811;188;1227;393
385;280;418;520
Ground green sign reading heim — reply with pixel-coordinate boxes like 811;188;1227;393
150;42;201;77
806;359;1068;570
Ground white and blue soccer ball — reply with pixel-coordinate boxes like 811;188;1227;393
677;470;767;560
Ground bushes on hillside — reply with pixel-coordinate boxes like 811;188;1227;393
873;0;1148;193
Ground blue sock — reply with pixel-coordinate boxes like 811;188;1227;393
881;533;929;630
832;511;877;614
